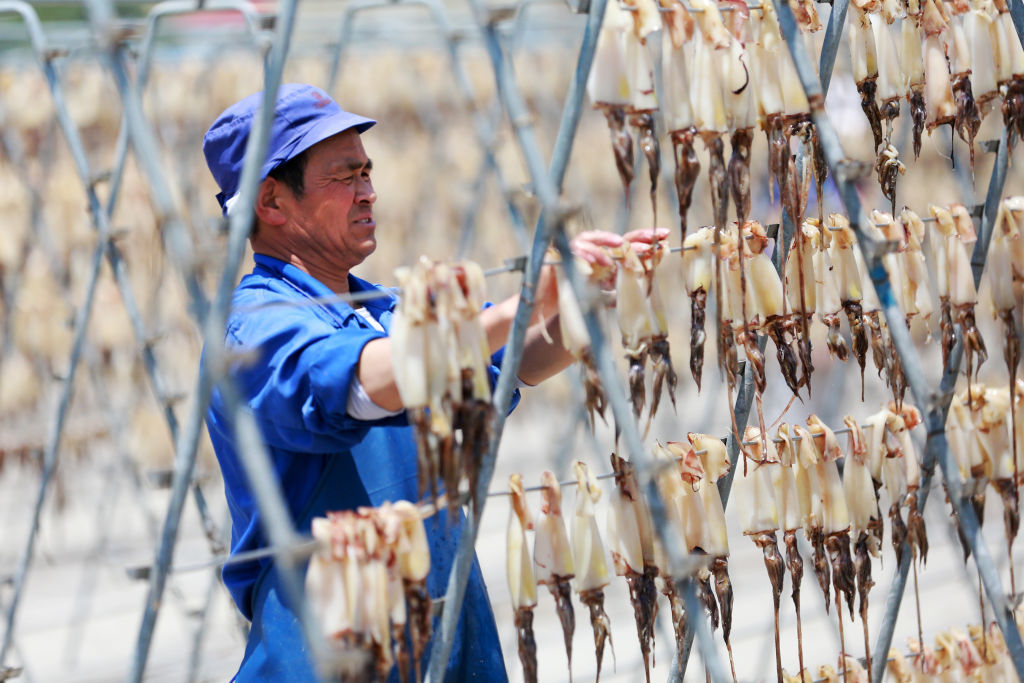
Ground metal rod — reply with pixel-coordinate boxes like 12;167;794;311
770;1;1024;677
425;0;604;675
819;0;848;96
100;0;306;677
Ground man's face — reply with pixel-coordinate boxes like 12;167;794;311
282;129;377;270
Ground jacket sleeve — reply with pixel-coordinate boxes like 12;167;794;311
221;304;407;453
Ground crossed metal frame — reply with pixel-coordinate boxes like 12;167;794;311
0;0;1023;680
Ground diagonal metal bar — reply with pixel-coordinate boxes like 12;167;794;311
819;0;849;96
770;1;1024;678
78;0;319;679
0;1;137;665
872;126;1012;681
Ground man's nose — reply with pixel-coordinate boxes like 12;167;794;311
357;178;377;204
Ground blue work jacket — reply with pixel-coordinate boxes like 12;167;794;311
206;253;517;681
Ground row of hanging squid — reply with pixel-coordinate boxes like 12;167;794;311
499;399;1024;683
304;502;433;683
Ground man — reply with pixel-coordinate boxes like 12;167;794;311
202;83;665;681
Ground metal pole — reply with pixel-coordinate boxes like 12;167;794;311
819;0;849;96
425;0;605;676
770;0;1024;677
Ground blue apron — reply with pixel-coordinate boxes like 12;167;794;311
233;425;508;682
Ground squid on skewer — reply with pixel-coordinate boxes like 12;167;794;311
356;515;395;681
534;471;576;677
947;395;988;561
571;462;614;681
389;502;433;682
682;226;715;390
614;241;676;425
922;0;958;136
784;221;818;394
687;433;737;675
870;7;908;188
841;416;880;677
768;424;806;675
608;453;659;683
888;403;928;564
660;0;700;242
994;0;1024;142
747;221;802;398
849;3;885;153
930;204;988;387
975;386;1019;592
587;0;635;200
792;424;831;611
736;427;785;683
828;215;870;398
507;474;538;683
652;442;699;673
812;226;851;363
624;0;662;223
947;1;983;174
807;415;856;673
901;7;928;158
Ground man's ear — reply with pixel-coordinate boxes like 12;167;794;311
254;177;289;227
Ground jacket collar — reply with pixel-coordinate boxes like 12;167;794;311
252;253;398;322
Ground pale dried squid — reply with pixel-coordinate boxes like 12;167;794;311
571;462;614;681
921;0;958;137
387;502;433;682
841;416;880;677
587;0;635;199
507;473;538;683
827;215;871;398
613;240;676;425
767;424;806;675
994;0;1024;143
624;0;662;222
659;0;700;242
534;471;576;676
736;427;785;683
608;453;659;683
682;226;715;390
784;221;819;394
929;204;987;386
947;0;983;174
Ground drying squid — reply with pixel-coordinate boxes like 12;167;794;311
812;225;851;363
624;0;662;222
608;453;659;683
652;442;697;673
747;221;802;397
571;461;614;681
682;226;715;390
660;0;700;242
389;501;433;682
792;423;831;611
841;416;880;677
736;427;785;683
901;8;928;158
449;262;495;514
947;394;989;561
507;473;538;683
807;415;856;672
784;221;818;394
994;0;1024;142
769;424;806;675
849;4;885;153
888;403;928;564
922;0;958;134
614;241;676;424
827;214;870;398
688;433;737;673
930;204;988;385
587;0;635;199
534;471;576;676
947;1;983;173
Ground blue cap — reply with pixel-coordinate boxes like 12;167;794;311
202;83;376;215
